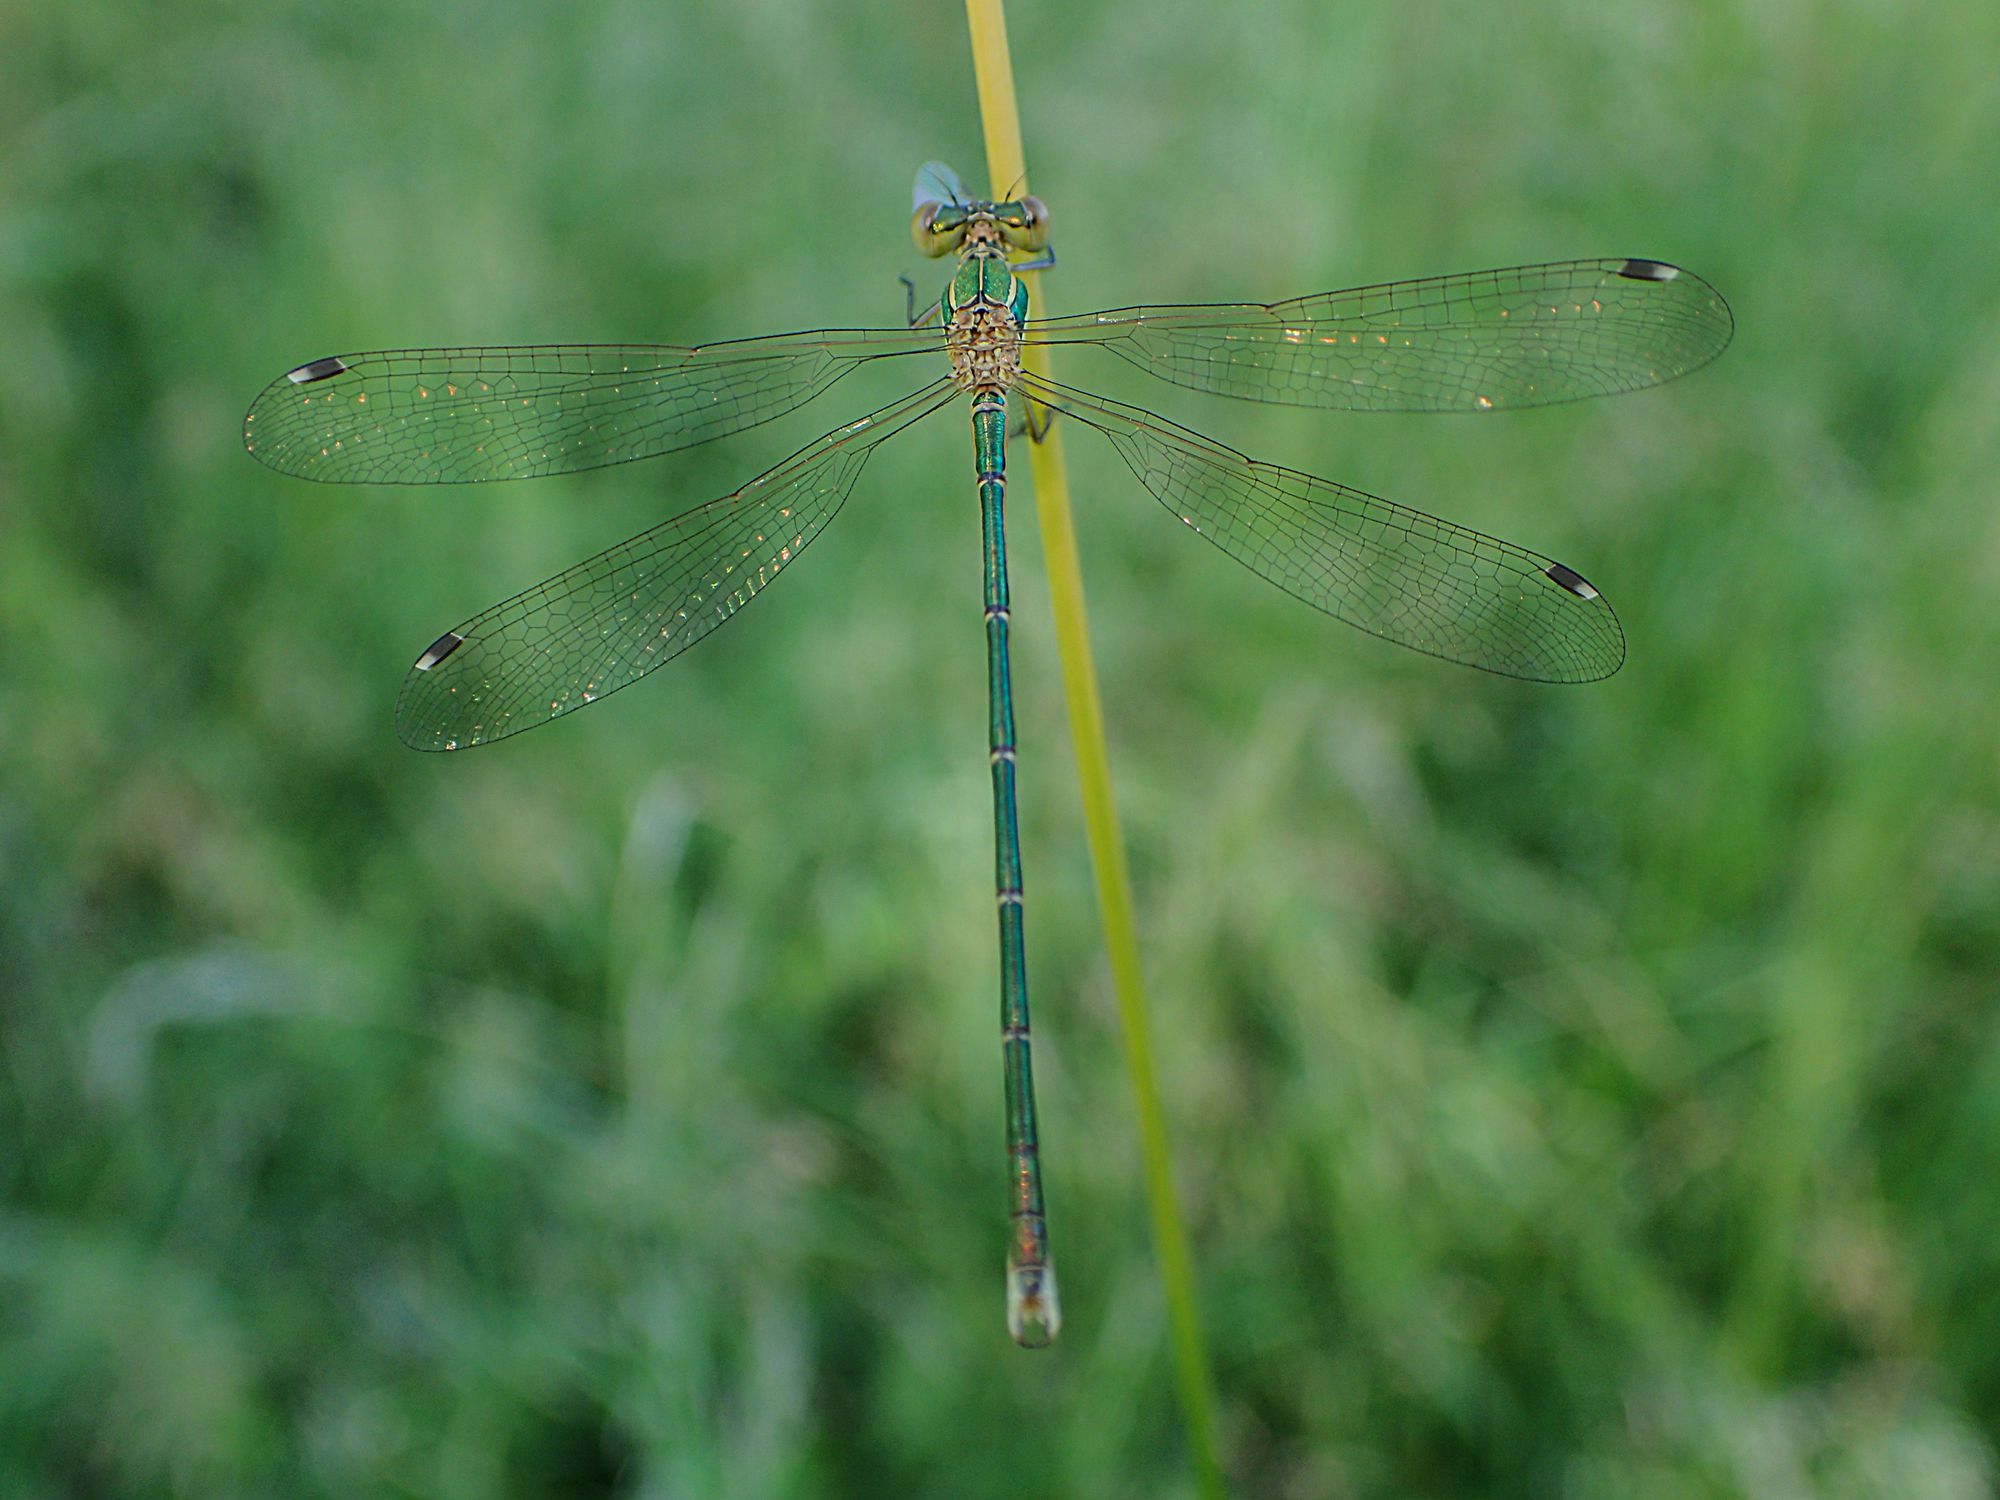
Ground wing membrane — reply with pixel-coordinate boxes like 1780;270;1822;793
1026;258;1731;413
1024;375;1623;682
395;379;957;750
244;328;946;484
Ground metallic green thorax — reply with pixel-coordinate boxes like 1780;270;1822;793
942;250;1031;327
942;213;1057;1347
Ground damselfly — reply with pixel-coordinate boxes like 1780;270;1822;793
244;161;1732;1347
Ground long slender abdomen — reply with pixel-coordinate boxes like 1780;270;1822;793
972;386;1058;1346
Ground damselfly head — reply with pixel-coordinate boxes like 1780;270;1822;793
911;195;1049;258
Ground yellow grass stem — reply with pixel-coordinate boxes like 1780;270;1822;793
961;3;1223;1491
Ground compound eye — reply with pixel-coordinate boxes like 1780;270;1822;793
911;202;965;257
1000;195;1050;252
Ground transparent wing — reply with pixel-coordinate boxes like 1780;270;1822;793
1023;375;1623;682
913;160;968;208
1026;259;1731;413
244;328;947;484
395;379;958;750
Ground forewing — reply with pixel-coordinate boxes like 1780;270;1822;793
1026;376;1623;682
244;329;945;483
913;160;968;208
1027;259;1731;413
394;380;957;749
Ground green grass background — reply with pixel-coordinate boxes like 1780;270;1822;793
5;0;2000;1494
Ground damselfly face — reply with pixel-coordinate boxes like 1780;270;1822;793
910;159;1048;258
911;195;1050;258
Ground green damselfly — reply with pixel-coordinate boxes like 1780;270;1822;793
244;161;1731;1347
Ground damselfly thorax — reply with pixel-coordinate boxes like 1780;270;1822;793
915;194;1046;393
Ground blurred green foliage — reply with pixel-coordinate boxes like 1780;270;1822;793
5;0;2000;1495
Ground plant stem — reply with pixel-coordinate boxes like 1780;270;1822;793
960;4;1225;1492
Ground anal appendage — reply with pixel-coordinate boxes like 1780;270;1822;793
1007;1258;1061;1348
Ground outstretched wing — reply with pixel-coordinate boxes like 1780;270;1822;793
1026;259;1731;414
394;379;958;750
1024;374;1623;683
244;328;947;484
